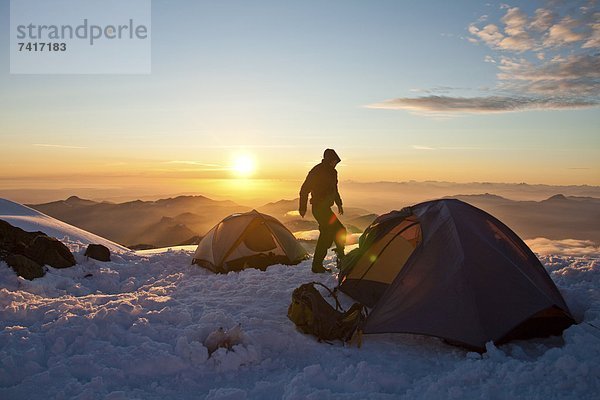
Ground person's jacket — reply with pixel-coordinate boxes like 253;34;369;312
299;161;342;213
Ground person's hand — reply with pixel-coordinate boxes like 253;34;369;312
299;209;306;218
338;205;344;215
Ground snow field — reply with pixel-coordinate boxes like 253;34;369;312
0;245;599;399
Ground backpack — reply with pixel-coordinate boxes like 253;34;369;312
287;282;367;346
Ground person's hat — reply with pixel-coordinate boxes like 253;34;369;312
323;148;341;163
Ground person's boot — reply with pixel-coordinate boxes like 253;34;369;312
311;263;331;273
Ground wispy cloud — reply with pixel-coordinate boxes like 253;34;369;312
497;54;600;96
411;144;485;151
530;8;555;32
369;1;600;116
409;86;467;95
190;144;306;149
162;160;229;171
368;95;597;114
34;143;88;149
164;160;222;167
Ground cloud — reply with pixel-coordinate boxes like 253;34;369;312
517;53;600;82
367;95;598;114
162;160;229;172
408;86;463;94
498;7;535;51
497;54;600;96
470;5;596;51
468;23;504;47
497;34;535;51
530;8;555;32
544;16;586;46
411;145;483;150
369;1;600;116
33;143;87;149
526;237;600;256
582;20;600;48
164;160;222;167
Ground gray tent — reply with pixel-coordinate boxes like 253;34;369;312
339;199;574;351
192;210;308;273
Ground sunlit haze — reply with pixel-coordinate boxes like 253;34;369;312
1;0;598;205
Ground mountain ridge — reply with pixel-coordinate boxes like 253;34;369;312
26;193;600;248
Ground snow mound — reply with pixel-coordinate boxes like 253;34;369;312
0;198;129;254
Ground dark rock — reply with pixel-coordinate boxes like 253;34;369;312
25;235;76;269
84;244;111;262
1;220;43;267
6;254;44;280
1;219;76;278
0;219;45;251
13;241;29;255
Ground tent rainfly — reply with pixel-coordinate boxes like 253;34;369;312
192;210;308;273
339;199;575;351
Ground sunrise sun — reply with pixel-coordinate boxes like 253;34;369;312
231;154;256;177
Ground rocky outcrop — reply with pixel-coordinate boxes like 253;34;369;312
0;219;76;280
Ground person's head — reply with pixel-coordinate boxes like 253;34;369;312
323;148;341;167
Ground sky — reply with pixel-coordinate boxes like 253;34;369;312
1;0;599;203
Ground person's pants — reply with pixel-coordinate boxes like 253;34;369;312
312;204;346;267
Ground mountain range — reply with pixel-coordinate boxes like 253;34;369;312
27;193;599;248
28;196;375;248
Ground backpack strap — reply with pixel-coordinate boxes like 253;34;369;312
310;281;344;312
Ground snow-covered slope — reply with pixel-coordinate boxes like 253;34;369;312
0;246;598;399
0;198;129;253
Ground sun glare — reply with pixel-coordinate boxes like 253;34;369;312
232;154;256;177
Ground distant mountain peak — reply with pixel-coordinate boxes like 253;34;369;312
545;194;568;201
64;196;96;206
261;198;297;208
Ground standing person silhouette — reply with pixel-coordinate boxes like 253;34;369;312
299;149;347;273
